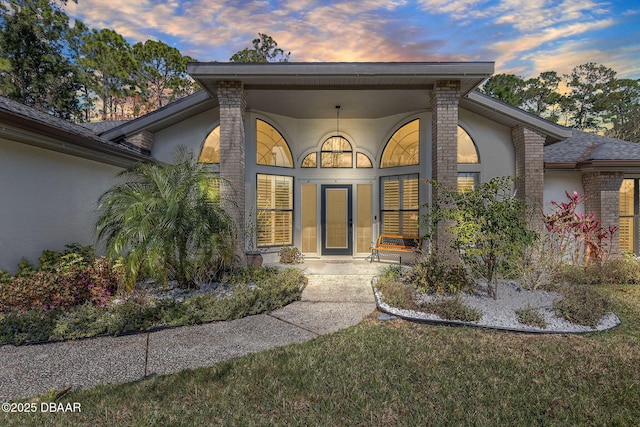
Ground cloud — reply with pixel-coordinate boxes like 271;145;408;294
63;0;638;79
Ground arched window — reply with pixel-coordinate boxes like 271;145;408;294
457;126;480;192
321;136;352;168
381;119;419;168
356;153;372;168
256;119;293;167
302;153;317;168
199;125;220;164
458;126;479;163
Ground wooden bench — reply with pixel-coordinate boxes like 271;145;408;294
369;234;422;264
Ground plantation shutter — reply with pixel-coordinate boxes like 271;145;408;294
257;174;293;247
381;175;419;236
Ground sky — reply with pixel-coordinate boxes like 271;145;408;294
64;0;640;80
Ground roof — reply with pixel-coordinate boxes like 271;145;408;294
80;120;130;133
545;130;640;170
188;62;495;97
101;91;215;140
461;91;572;143
0;96;151;167
100;62;638;169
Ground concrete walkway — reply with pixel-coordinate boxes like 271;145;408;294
0;261;380;401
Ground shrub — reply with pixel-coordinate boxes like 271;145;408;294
405;251;471;295
553;284;612;328
379;264;403;281
0;270;11;285
51;303;110;340
96;147;234;290
0;309;58;345
0;266;306;345
543;191;617;266
0;258;120;312
375;276;418;310
278;246;304;264
423;176;537;299
558;256;640;285
419;296;482;322
515;306;548;329
38;244;96;273
513;238;563;291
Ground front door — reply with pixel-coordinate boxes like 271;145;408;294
321;185;352;255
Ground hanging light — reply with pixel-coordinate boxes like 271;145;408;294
333;105;342;153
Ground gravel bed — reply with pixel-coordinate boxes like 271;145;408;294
374;279;621;334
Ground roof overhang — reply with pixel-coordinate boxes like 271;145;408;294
101;90;216;140
188;61;494;97
546;160;640;172
0;109;150;167
462;91;572;143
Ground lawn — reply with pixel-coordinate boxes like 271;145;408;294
2;285;639;426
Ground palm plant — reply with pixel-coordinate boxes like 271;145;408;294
96;147;234;289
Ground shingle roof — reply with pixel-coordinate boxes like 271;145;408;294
544;130;640;164
0;96;150;165
0;96;109;143
80;120;129;134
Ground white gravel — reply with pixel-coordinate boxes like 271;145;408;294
374;279;621;333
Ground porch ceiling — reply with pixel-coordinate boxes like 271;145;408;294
188;62;494;119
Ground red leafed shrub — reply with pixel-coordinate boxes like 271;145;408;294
0;258;121;312
543;191;617;266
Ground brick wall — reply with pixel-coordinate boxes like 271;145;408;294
430;80;460;260
124;131;153;154
512;124;545;232
582;171;624;257
217;81;247;263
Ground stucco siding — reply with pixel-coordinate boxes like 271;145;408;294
543;171;584;214
0;139;122;273
458;109;515;180
152;107;221;163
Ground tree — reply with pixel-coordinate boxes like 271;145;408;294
0;0;81;120
423;176;537;299
96;147;234;289
66;19;96;121
522;71;564;122
230;33;290;63
563;62;616;132
132;40;198;114
478;74;525;107
603;78;640;142
80;28;137;120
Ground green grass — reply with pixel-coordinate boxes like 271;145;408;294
3;285;640;426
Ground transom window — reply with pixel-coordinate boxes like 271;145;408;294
256;119;293;168
321;136;352;168
381;120;420;168
302;153;317;168
199;125;220;164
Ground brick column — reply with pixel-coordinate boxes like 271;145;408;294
430;80;460;261
217;81;247;264
582;172;624;257
511;124;545;232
